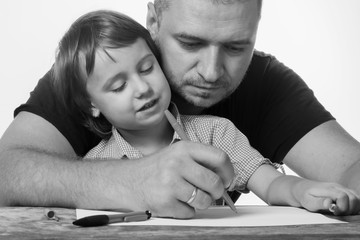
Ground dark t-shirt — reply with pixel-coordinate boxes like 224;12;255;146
14;50;334;163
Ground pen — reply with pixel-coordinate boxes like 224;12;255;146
73;211;151;227
164;110;238;213
329;203;337;213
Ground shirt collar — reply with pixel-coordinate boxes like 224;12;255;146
111;127;143;159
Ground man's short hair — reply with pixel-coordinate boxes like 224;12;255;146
154;0;262;22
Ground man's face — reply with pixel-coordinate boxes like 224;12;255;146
148;0;260;112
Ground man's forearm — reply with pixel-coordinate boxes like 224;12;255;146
0;146;135;209
0;141;236;218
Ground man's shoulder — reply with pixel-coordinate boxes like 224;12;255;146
245;50;292;83
253;50;274;59
30;68;55;93
250;50;277;68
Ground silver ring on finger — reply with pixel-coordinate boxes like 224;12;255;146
186;188;198;204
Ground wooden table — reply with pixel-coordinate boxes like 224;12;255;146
1;207;359;239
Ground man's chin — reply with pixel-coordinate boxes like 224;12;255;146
172;91;221;112
185;95;220;109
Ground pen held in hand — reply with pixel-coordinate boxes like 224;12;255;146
73;211;151;227
164;110;238;213
164;110;189;141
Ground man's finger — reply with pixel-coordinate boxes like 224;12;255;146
183;141;235;187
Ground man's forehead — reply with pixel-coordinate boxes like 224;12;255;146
161;0;259;23
163;0;258;12
155;0;261;20
159;0;259;42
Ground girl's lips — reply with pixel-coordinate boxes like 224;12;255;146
138;98;158;112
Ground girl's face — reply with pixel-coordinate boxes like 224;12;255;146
86;38;171;131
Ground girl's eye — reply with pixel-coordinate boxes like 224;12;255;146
140;64;154;74
112;82;127;93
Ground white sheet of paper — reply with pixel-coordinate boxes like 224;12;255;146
76;205;346;227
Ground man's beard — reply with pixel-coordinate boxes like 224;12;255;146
166;71;236;109
166;72;200;107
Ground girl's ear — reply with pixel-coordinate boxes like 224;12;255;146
91;103;100;118
146;2;159;41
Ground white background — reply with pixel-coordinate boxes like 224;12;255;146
1;0;360;205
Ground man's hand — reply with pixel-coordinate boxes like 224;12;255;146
117;140;235;218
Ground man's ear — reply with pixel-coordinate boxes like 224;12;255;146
146;2;159;41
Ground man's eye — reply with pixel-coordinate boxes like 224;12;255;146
179;41;202;50
112;82;127;93
224;45;245;54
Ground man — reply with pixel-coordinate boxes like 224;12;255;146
0;0;359;218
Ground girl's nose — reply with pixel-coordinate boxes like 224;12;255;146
133;76;152;98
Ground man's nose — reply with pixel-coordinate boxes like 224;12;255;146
197;46;224;82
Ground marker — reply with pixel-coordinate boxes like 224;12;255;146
164;110;238;213
329;203;337;213
73;211;151;227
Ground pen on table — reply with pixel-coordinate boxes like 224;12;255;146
73;211;151;227
329;203;337;213
164;110;238;213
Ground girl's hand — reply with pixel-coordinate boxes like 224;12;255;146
295;181;360;215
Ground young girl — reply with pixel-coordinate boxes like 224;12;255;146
53;10;359;217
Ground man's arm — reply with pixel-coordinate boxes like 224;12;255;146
0;112;234;218
0;112;76;206
283;120;360;195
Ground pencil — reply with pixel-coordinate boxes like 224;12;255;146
164;110;238;213
164;110;189;141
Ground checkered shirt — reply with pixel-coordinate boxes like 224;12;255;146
84;103;275;192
